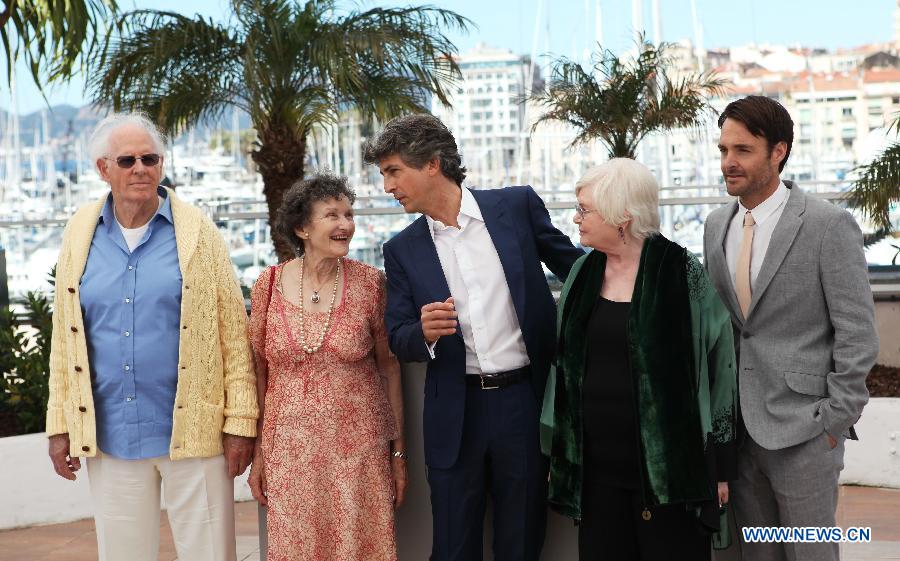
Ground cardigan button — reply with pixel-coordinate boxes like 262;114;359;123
74;366;83;372
182;325;187;330
177;405;184;409
70;326;78;333
67;287;75;293
81;445;90;452
78;406;87;412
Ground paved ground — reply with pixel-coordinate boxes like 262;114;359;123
1;486;899;560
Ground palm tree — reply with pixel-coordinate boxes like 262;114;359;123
529;36;728;159
91;0;471;260
847;119;900;242
1;0;118;91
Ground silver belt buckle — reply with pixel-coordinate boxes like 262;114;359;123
480;375;499;390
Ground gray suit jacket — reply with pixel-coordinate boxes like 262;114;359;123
703;182;878;450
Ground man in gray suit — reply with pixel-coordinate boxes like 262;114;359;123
703;95;879;561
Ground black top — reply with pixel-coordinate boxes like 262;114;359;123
582;295;641;490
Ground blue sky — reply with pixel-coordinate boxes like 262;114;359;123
0;0;893;114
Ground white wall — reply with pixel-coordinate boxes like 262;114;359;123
0;433;252;530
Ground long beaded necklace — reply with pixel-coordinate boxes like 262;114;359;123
297;256;341;354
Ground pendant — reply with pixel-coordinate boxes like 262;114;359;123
311;291;320;304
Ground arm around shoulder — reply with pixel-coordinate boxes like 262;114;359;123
524;186;584;280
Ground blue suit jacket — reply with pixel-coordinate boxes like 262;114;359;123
383;186;583;469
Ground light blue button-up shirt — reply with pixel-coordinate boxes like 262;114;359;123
80;187;182;459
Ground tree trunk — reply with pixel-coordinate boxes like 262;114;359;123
251;122;308;263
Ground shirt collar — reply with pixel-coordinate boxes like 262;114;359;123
426;187;483;238
98;186;172;228
739;180;789;227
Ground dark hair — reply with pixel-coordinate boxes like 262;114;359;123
363;114;467;186
276;172;356;256
718;95;794;172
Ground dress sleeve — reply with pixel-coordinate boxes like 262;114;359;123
369;268;391;352
249;266;275;361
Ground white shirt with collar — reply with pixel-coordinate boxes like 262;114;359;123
426;186;530;375
724;180;790;293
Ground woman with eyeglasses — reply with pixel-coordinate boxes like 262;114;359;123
46;113;258;561
541;158;738;560
247;173;406;561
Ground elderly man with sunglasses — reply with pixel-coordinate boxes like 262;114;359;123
46;113;258;561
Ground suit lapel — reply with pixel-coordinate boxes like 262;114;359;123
746;185;805;318
408;217;457;340
475;190;526;327
708;201;743;328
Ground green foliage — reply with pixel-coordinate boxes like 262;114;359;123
529;35;728;159
847;141;900;235
0;0;119;93
0;291;53;435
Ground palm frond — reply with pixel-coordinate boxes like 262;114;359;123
847;142;900;232
2;0;119;93
89;9;244;136
529;35;729;159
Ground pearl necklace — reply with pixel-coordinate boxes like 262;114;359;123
297;256;341;354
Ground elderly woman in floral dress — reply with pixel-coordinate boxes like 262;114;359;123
247;172;407;561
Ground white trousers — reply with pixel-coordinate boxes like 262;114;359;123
87;451;236;561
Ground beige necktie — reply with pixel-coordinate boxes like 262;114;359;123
736;211;756;318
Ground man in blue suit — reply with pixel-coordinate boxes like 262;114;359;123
364;114;583;561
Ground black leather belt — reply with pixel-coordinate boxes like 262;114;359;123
466;366;529;390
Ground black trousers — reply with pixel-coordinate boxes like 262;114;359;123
579;480;711;561
427;381;548;561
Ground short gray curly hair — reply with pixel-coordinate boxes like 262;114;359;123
276;172;357;256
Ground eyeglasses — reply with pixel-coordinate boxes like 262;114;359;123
574;203;596;218
104;154;161;169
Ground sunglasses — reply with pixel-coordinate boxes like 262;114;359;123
105;154;162;169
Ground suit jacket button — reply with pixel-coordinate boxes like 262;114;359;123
78;406;87;412
81;445;90;452
67;287;75;293
742;332;751;339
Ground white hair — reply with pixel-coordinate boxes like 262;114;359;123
88;112;167;164
575;158;660;240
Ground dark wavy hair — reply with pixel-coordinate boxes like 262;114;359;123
276;172;356;256
718;95;794;172
363;114;467;186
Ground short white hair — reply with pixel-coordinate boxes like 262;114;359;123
575;158;660;240
88;112;167;163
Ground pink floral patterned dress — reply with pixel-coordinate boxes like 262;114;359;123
250;259;399;561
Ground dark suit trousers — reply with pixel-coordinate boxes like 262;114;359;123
427;380;548;561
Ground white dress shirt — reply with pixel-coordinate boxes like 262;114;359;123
426;187;530;375
724;180;790;293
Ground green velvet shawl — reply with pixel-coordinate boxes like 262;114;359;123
543;234;738;522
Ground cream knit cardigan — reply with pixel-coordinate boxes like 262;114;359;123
46;188;258;459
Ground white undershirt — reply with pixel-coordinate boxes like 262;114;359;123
724;181;790;292
116;196;163;253
426;187;530;375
